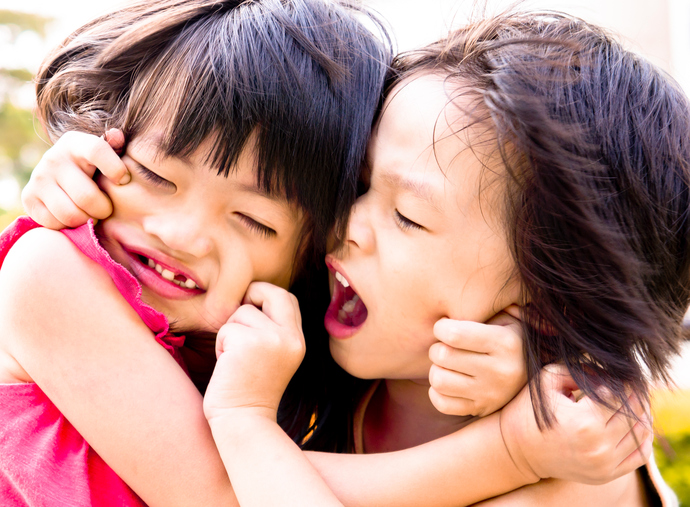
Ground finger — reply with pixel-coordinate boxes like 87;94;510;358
429;342;483;375
615;417;652;457
56;171;114;220
62;131;130;184
500;304;523;322
33;189;92;229
433;319;497;354
227;303;274;328
604;392;649;436
104;128;126;155
215;321;258;358
614;430;653;477
428;363;473;395
243;282;301;328
428;386;476;416
20;198;68;230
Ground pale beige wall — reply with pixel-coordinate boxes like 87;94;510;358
365;0;688;91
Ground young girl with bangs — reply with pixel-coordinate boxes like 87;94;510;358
0;0;391;505
197;10;686;507
19;5;653;507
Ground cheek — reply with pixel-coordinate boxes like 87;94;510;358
98;176;160;217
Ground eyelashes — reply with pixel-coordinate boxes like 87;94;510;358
395;209;424;231
131;160;277;240
237;213;277;238
134;164;176;189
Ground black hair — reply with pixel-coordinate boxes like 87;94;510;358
389;11;690;425
36;0;393;447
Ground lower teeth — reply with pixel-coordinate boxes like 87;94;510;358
338;295;360;323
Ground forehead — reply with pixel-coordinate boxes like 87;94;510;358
371;74;504;218
128;132;302;225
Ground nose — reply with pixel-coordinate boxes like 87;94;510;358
143;210;213;258
345;194;375;254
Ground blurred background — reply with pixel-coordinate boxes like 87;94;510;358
0;0;687;500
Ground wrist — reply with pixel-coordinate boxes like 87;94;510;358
498;409;541;484
207;405;278;429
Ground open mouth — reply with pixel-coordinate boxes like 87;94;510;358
325;265;368;337
136;254;200;290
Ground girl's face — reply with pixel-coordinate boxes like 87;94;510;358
97;132;304;333
325;75;520;381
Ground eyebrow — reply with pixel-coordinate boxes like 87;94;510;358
380;171;442;211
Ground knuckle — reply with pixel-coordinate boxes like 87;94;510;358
59;208;87;228
429;390;450;414
428;365;448;390
433;343;451;364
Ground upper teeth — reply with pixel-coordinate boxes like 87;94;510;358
146;258;199;289
334;271;350;288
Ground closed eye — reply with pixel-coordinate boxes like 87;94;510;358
237;213;277;238
395;209;424;231
133;163;176;189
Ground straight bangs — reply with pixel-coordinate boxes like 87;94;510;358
119;0;391;231
37;0;391;261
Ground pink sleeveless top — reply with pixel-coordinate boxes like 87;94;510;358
0;217;187;506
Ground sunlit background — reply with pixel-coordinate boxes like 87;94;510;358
0;0;687;499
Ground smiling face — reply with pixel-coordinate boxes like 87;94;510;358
97;132;304;333
325;74;520;380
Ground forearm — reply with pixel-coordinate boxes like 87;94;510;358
470;470;645;506
306;412;537;507
210;411;343;507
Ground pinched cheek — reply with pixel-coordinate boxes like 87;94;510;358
196;300;240;331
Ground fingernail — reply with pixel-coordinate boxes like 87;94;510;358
119;172;131;185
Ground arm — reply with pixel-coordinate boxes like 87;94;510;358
205;284;650;507
470;472;646;506
204;282;343;507
305;367;651;507
0;228;237;507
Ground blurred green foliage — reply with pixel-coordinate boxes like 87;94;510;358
653;387;690;506
0;9;51;220
656;433;690;506
0;10;50;38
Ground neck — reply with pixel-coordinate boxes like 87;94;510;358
362;378;476;453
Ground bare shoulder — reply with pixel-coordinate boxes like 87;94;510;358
2;226;101;278
0;227;149;362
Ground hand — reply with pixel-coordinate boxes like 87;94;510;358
428;305;526;417
203;282;305;423
499;364;652;485
21;129;129;229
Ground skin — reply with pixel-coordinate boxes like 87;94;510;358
325;74;649;504
13;91;652;507
99;132;304;333
195;74;653;507
326;74;520;380
0;130;304;507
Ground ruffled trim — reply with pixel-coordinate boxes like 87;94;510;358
0;216;187;371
